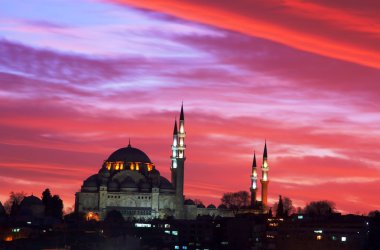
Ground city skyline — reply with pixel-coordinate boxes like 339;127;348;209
1;0;380;214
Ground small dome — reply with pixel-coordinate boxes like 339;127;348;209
99;167;110;178
159;177;174;190
207;204;216;209
184;199;195;205
197;204;206;208
107;144;151;163
20;195;42;207
218;204;227;209
108;180;119;191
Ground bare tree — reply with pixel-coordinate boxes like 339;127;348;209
304;200;335;216
273;196;295;217
221;191;250;215
3;191;27;215
283;197;295;216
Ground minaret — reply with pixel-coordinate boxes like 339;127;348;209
171;120;179;188
170;104;186;218
260;141;269;208
176;104;186;198
250;151;258;208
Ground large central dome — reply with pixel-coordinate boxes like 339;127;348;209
107;144;152;163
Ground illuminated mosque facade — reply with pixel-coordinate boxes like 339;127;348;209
75;105;270;220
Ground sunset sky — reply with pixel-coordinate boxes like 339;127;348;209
1;0;380;214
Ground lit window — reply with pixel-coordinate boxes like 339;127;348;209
130;163;134;170
106;162;111;170
136;163;140;170
341;236;347;242
316;235;322;240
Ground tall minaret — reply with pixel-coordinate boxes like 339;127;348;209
260;141;269;208
171;119;179;189
170;104;186;218
250;151;258;208
176;104;186;199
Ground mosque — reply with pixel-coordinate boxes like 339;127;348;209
75;105;270;220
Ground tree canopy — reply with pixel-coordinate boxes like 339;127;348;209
3;191;26;215
41;188;63;219
221;191;250;215
304;200;335;216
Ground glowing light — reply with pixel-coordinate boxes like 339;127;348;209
147;163;153;171
263;172;268;181
130;162;135;170
4;236;13;242
136;163;140;171
86;212;100;221
263;161;268;168
135;223;151;228
317;235;322;240
106;162;112;170
341;236;347;242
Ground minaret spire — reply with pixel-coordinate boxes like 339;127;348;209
250;150;258;208
173;119;178;135
263;139;267;159
180;102;184;121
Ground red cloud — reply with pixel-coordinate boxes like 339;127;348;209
111;0;380;69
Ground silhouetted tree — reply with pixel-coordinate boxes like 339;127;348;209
276;195;284;217
304;200;335;216
268;207;273;218
41;189;63;219
42;188;52;215
368;210;380;218
221;191;250;215
283;197;295;216
273;196;294;217
3;191;26;215
51;195;63;218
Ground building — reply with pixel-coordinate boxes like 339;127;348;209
75;104;271;220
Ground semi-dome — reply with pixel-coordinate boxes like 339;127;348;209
184;199;195;205
207;204;216;209
139;180;151;191
120;176;137;189
83;175;98;187
107;144;151;163
108;180;119;191
99;167;110;178
159;176;174;190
